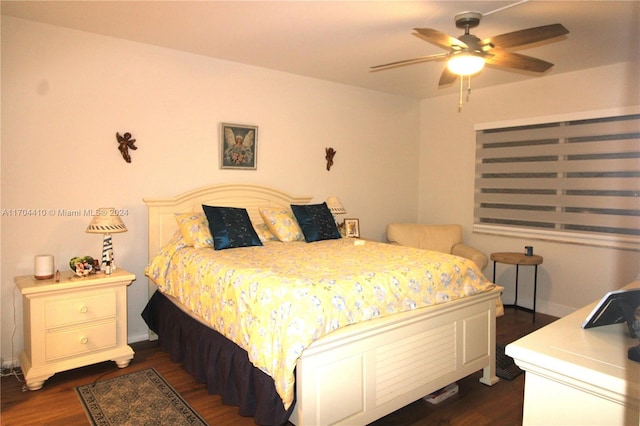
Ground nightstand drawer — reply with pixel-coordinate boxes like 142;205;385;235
45;321;117;360
45;290;116;329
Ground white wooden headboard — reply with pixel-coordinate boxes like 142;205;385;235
143;183;312;296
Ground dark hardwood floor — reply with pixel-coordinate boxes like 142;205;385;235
1;308;556;426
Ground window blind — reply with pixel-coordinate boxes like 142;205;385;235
474;113;640;250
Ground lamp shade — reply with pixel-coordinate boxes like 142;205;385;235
86;208;127;234
326;197;346;215
447;52;485;76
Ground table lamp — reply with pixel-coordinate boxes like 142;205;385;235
86;208;127;273
326;196;346;234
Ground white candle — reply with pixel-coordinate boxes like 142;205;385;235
34;254;54;280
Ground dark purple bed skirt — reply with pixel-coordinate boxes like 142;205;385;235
141;291;293;425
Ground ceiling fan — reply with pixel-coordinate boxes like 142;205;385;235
370;11;569;87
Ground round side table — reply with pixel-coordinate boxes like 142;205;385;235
491;252;543;321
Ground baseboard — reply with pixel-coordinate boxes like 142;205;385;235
540;301;576;318
128;332;152;344
511;297;575;318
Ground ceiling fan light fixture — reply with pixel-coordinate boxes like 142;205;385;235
447;52;485;76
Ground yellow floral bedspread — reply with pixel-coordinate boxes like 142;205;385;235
145;236;494;409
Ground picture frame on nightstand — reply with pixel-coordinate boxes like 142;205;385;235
344;218;360;238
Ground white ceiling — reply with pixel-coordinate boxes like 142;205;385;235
2;1;639;99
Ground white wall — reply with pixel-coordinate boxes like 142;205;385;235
0;17;420;366
419;62;640;317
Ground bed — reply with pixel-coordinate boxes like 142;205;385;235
142;183;502;425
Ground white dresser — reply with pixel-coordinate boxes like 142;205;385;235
16;269;135;390
507;280;640;425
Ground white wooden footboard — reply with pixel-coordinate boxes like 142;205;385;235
290;286;501;425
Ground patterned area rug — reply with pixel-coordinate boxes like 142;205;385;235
75;368;208;426
496;344;524;381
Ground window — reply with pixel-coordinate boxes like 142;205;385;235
474;109;640;251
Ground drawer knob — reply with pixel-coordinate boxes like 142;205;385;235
80;306;88;313
80;337;88;344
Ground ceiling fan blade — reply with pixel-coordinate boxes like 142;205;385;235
438;68;458;86
413;28;467;50
482;24;569;49
370;52;449;72
485;49;554;73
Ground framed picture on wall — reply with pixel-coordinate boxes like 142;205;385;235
220;123;258;170
344;218;360;238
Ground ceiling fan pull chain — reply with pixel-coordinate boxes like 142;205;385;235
458;75;473;112
458;75;463;112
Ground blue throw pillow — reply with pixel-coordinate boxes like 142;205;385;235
290;202;342;242
202;205;263;250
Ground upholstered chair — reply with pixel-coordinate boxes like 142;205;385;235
386;223;488;270
386;223;503;316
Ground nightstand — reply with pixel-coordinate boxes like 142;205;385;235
15;268;135;390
